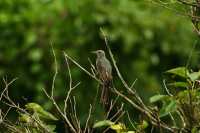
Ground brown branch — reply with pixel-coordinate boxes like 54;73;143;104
100;28;179;132
63;52;102;84
83;104;92;133
177;0;199;7
41;46;77;133
100;28;151;112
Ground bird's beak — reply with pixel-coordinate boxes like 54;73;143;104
91;51;97;54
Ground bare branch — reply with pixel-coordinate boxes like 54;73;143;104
50;43;58;98
127;111;137;130
83;104;92;133
63;53;80;116
0;77;18;101
40;45;77;132
163;79;173;96
106;95;119;119
100;28;151;113
63;52;101;84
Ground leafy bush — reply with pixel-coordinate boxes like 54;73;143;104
1;0;200;132
0;0;198;108
2;48;200;132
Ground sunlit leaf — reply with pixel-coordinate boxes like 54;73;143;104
93;120;114;128
110;123;126;130
127;131;136;133
189;71;200;81
18;114;32;123
26;103;44;112
165;67;189;78
150;94;168;103
25;103;58;121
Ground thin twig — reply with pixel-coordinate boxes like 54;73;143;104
50;43;58;98
163;79;173;96
100;28;151;113
0;77;18;101
103;111;125;133
106;95;120;119
42;88;77;132
127;112;137;130
109;103;124;121
63;54;80;116
72;96;81;132
114;88;175;132
88;58;97;76
64;52;101;84
83;104;92;133
41;46;77;132
130;78;138;89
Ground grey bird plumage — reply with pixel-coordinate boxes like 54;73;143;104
92;50;112;107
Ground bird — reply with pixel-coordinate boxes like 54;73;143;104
92;50;113;109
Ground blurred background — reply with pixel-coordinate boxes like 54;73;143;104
0;0;200;125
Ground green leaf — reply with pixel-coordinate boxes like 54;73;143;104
45;124;56;133
137;120;149;130
37;109;58;121
165;67;189;78
127;131;136;133
167;82;188;88
165;100;177;113
110;123;126;131
93;120;114;128
18;114;32;123
191;127;199;133
150;94;168;103
189;71;200;81
177;90;189;99
25;103;44;112
159;100;177;117
25;103;58;121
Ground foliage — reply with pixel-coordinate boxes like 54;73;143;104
0;0;198;111
18;103;58;133
1;51;200;132
149;66;200;132
93;120;138;133
1;0;200;132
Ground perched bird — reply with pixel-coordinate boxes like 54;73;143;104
92;50;112;108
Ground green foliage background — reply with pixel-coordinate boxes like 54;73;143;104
0;0;199;122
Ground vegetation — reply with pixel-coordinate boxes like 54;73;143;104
1;0;200;132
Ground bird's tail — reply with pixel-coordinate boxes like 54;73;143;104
100;80;112;109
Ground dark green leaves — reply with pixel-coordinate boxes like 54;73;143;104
164;67;200;90
165;67;200;81
150;94;177;117
159;100;177;117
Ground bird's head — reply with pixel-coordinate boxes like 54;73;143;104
91;50;105;58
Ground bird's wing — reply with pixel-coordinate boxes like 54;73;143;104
96;59;112;82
